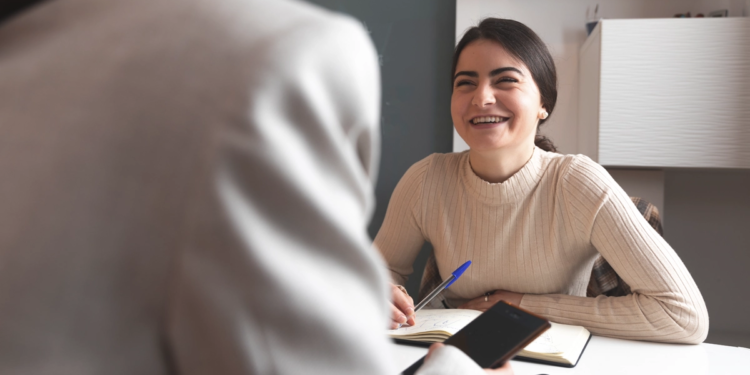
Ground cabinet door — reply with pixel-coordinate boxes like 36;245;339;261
596;18;750;169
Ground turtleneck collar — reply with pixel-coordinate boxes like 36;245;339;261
460;146;546;205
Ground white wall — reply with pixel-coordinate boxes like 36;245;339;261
453;0;749;154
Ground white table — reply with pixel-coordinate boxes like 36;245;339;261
392;336;750;374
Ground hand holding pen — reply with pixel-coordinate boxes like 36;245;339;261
389;284;415;329
388;260;471;329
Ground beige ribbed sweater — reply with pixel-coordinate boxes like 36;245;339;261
375;147;709;344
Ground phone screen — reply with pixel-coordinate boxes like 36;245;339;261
401;302;550;374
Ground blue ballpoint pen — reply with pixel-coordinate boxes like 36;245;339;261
398;260;472;328
414;260;472;312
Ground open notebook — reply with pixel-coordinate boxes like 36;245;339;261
388;309;591;367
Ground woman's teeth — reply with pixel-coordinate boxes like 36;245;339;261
471;116;506;124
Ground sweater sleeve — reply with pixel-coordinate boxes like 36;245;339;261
519;156;709;344
373;156;431;285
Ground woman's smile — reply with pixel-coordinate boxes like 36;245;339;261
469;115;510;129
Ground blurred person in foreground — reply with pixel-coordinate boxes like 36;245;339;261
0;0;510;374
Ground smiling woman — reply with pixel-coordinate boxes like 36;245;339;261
450;19;557;183
375;18;709;345
451;19;557;151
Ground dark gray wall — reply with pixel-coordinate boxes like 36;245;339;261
664;169;750;347
305;0;456;296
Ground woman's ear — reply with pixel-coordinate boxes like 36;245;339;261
538;108;549;120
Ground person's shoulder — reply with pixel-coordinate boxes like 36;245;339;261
428;151;466;170
231;0;379;129
541;151;616;198
566;153;610;181
212;0;354;32
400;152;464;182
420;151;467;180
403;153;437;178
233;0;370;52
537;150;605;178
280;2;370;45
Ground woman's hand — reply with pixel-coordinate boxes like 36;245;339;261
426;343;514;374
458;289;524;312
390;284;416;329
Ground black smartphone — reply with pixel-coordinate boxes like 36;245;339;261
401;301;550;374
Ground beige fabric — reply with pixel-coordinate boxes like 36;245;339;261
420;196;662;300
0;1;494;373
0;0;399;374
375;147;709;344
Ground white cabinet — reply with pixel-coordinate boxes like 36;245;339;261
578;18;750;169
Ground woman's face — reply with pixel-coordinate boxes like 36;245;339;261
451;39;545;153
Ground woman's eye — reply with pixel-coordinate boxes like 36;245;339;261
496;77;518;84
455;80;475;88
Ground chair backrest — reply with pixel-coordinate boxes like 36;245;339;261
586;196;662;297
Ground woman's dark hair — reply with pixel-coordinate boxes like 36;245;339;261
452;18;558;152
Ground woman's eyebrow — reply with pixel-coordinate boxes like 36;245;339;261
453;71;477;81
490;67;523;76
453;67;524;82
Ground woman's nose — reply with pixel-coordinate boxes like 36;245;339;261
471;83;495;107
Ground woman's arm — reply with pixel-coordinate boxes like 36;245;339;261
519;157;709;344
373;157;431;285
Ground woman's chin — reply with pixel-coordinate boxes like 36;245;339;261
462;132;514;151
466;141;512;153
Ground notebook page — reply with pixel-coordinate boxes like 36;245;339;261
388;309;482;336
523;322;585;354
